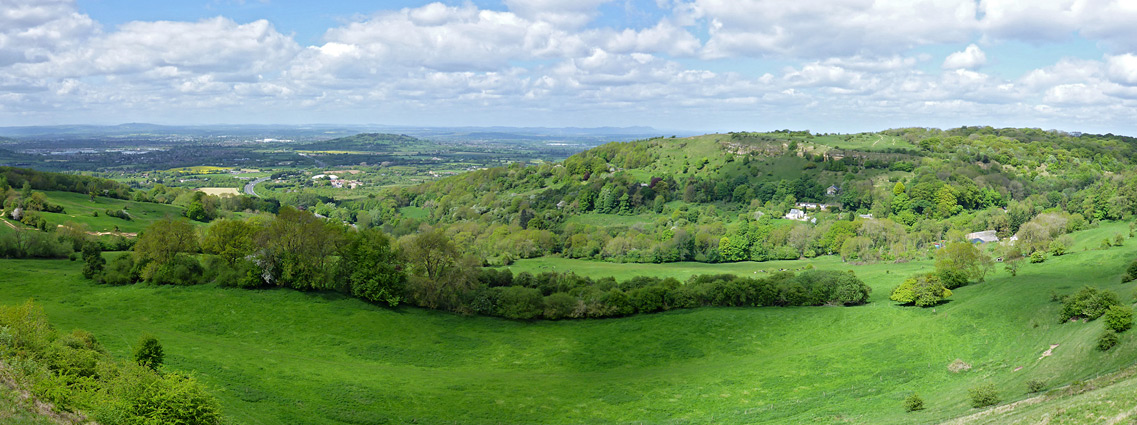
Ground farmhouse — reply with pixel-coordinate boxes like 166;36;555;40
785;208;808;221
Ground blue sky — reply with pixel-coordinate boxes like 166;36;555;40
4;0;1137;135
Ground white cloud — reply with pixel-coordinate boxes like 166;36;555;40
942;44;987;69
503;0;615;28
0;0;97;66
1107;54;1137;86
3;0;1137;133
690;0;978;59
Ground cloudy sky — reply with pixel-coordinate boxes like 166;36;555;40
3;0;1137;134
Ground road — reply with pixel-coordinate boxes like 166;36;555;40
244;177;270;197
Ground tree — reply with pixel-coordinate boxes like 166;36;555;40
81;242;105;279
257;206;344;290
134;334;164;369
1003;246;1023;277
890;273;952;307
185;201;209;222
134;217;198;266
935;242;992;288
400;228;459;282
201;218;259;266
340;228;405;306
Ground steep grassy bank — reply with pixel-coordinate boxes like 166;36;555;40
0;222;1134;424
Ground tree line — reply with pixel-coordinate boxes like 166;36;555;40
81;208;872;320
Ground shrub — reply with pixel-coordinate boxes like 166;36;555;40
543;292;578;320
1124;259;1137;283
134;334;163;369
1059;286;1121;322
903;393;925;412
141;254;204;285
1026;379;1045;393
81;243;105;279
1105;305;1134;332
1098;330;1119;351
1029;251;1046;263
890;273;952;307
100;254;137;285
968;383;1001;408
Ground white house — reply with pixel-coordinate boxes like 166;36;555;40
785;208;808;221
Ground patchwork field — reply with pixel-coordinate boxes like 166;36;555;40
196;187;241;196
1;222;1136;424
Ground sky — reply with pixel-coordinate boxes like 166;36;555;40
3;0;1137;134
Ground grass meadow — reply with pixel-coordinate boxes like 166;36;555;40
1;222;1136;424
35;191;186;234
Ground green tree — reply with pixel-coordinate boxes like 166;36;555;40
340;228;405;306
890;273;952;307
134;217;198;266
935;242;992;288
134;334;164;370
201;218;259;266
185;201;209;222
81;243;105;279
400;228;459;282
934;185;958;218
257;206;344;290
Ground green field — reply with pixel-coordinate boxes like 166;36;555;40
35;191;186;234
2;222;1137;424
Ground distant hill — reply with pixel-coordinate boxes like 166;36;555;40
295;133;425;151
354;126;1137;264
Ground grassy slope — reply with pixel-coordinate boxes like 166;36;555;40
36;191;185;233
0;222;1135;424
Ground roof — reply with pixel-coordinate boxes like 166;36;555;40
966;230;999;243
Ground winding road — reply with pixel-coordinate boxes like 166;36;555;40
244;177;270;197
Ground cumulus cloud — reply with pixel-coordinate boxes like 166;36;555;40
942;44;987;69
691;0;978;59
0;0;97;66
1107;54;1137;86
2;0;1137;133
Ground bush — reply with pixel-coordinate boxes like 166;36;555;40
1098;330;1119;351
903;393;925;412
134;334;163;369
1123;259;1137;283
1029;251;1046;263
141;254;204;286
100;254;137;285
968;383;1001;408
1105;305;1134;332
890;273;952;307
1060;286;1121;322
1026;379;1045;393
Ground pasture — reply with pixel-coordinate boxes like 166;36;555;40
32;191;186;234
0;222;1136;424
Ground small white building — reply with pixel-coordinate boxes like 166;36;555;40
785;208;808;221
